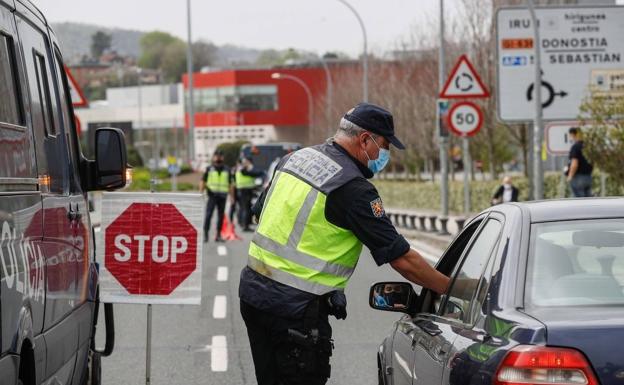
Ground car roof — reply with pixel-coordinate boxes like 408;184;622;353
506;197;624;223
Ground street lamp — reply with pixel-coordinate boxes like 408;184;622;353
336;0;368;102
271;72;314;142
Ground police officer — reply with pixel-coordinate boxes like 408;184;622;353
235;156;264;232
239;103;450;385
199;150;232;243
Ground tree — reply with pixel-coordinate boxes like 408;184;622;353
90;31;112;59
580;94;624;186
138;31;179;70
193;40;218;70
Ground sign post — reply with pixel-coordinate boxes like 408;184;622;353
447;101;484;214
98;192;204;384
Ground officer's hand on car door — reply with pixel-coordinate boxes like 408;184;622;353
327;291;347;320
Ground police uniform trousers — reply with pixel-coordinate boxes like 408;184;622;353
237;188;254;229
204;193;227;239
240;300;333;385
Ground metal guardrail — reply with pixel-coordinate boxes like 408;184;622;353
385;210;468;237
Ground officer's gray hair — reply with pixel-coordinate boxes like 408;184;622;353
336;117;366;138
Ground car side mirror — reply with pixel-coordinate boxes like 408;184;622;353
369;282;417;314
86;128;128;191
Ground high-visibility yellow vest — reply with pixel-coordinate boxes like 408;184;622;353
206;168;230;193
235;170;256;189
247;145;363;295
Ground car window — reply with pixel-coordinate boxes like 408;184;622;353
526;219;624;307
440;219;502;324
427;217;485;314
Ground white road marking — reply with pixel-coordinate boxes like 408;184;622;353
93;226;101;233
211;336;228;372
217;266;228;282
213;295;227;319
217;245;227;256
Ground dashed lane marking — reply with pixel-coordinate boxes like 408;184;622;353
211;335;228;372
217;266;228;282
217;245;227;256
213;295;227;319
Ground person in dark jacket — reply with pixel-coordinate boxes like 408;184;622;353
566;127;593;197
491;176;519;205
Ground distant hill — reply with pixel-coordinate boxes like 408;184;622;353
51;22;264;67
51;22;143;62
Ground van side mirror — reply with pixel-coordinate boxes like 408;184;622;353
86;128;128;191
369;282;418;314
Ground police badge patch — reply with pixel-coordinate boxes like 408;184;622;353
370;197;385;218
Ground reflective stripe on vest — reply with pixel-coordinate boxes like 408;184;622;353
206;169;229;193
248;171;362;295
235;171;255;189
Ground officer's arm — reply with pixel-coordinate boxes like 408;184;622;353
568;158;579;179
199;180;205;193
390;249;450;294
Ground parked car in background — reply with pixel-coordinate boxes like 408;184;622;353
0;1;126;384
371;198;624;385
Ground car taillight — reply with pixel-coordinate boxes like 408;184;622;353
494;345;599;385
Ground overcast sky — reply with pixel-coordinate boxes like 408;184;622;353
34;0;446;57
35;0;624;57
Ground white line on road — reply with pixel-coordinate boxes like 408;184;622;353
211;336;228;372
213;295;227;319
93;226;101;233
217;266;228;282
217;245;227;256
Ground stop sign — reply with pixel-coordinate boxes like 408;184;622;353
104;202;198;295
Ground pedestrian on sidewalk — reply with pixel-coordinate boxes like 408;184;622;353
491;176;519;205
566;127;593;197
199;150;232;242
239;103;451;385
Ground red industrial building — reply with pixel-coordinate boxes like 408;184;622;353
182;67;331;168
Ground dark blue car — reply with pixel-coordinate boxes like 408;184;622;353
371;198;624;385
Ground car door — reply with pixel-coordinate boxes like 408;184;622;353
388;215;487;385
411;216;503;385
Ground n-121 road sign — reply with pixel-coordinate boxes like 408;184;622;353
98;192;204;304
497;6;624;122
447;101;483;137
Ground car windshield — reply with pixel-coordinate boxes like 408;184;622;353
526;219;624;307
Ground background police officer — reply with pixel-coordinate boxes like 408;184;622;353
199;150;232;242
239;103;450;385
235;156;264;232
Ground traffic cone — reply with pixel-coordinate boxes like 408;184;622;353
220;214;241;241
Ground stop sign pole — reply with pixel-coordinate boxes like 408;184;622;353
99;192;204;385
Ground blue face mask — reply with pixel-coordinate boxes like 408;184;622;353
365;136;390;174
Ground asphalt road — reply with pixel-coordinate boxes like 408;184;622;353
95;228;443;385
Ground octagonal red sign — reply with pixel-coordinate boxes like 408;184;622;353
104;202;198;295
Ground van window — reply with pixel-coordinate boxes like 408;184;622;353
53;47;82;191
0;33;22;125
33;51;56;137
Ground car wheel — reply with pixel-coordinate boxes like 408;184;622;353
377;354;385;385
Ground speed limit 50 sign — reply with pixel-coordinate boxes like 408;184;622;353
447;101;483;137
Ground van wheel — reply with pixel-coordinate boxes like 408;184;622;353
377;355;385;385
88;351;102;385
